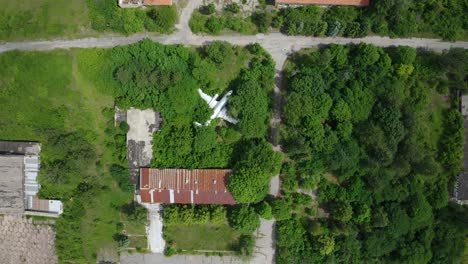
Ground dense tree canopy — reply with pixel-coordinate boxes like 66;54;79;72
277;44;468;263
274;1;468;40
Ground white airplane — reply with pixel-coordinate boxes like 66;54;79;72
195;88;239;127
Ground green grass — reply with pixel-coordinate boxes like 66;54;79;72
0;48;146;262
164;223;241;251
0;0;91;41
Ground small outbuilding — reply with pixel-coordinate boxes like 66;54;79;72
0;141;63;217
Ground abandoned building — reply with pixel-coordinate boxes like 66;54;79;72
139;168;236;204
0;141;63;217
452;95;468;205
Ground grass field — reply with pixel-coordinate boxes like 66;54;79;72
0;0;91;41
164;224;241;251
0;48;146;262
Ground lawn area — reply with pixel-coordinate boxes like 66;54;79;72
0;0;91;41
164;223;241;251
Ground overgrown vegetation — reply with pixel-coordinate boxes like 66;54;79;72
0;48;149;262
192;1;467;41
87;0;177;34
276;2;468;40
163;205;237;252
276;45;468;263
190;3;259;34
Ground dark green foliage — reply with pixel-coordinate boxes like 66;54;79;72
237;234;255;256
275;1;467;40
229;206;260;234
228;139;282;203
201;4;216;15
225;3;240;14
110;165;133;192
279;6;326;36
229;56;275;139
163;205;227;226
252;11;272;33
271;198;292;221
278;44;467;263
121;202;147;223
280;162;298;192
439;109;464;174
204;41;234;65
256;201;273;220
87;0;176;34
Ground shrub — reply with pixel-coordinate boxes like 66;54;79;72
201;4;216;15
256;201;273;220
225;3;240;14
229;206;260;234
237;234;255;256
271;198;292;221
206;17;225;34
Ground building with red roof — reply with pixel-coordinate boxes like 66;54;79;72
276;0;369;6
139;168;236;205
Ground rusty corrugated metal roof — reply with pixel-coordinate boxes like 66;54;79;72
143;0;172;5
140;168;236;204
276;0;369;6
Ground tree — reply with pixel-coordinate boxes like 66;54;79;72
257;201;273;220
229;206;260;234
271;198;292;221
204;41;233;65
228;165;269;203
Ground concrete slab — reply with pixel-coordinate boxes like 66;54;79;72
126;108;162;182
0;155;25;214
142;203;166;253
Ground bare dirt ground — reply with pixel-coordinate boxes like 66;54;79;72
0;214;57;264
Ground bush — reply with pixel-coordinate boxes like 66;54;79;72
229;206;260;234
237;234;255;256
271;198;292;221
256;201;273;220
225;3;240;14
201;4;216;15
206;17;225;34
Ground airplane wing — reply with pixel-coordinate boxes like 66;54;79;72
198;89;213;105
219;108;239;124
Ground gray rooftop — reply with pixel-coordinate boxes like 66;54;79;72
0;141;40;155
0;156;25;214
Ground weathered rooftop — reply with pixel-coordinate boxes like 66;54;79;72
276;0;370;6
0;141;40;155
0;155;25;214
144;0;173;5
140;168;236;204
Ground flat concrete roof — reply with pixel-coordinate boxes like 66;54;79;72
0;155;25;214
0;141;40;155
